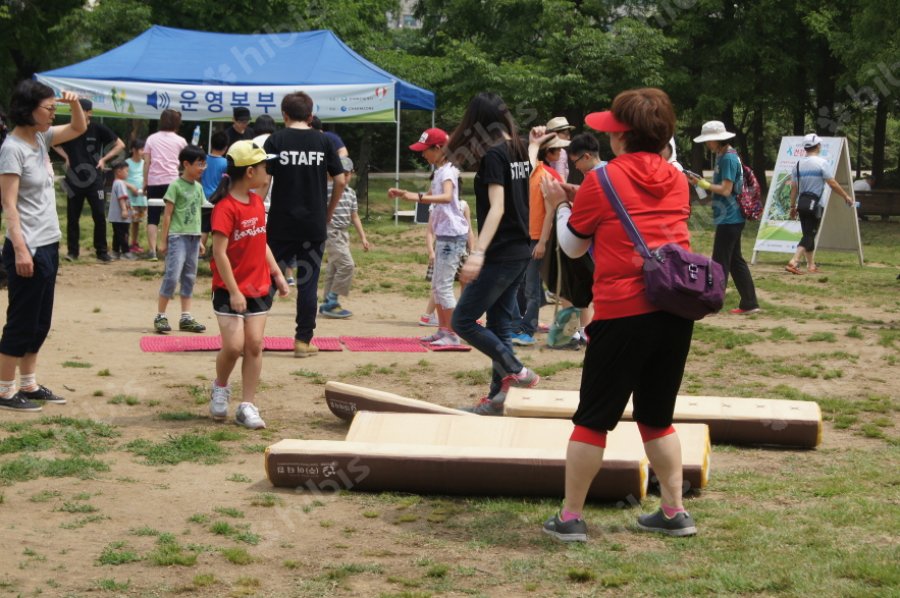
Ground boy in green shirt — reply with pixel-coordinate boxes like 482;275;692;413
154;146;207;333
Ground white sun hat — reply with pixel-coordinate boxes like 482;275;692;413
693;121;736;143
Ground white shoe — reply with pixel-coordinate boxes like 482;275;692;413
235;402;266;430
210;382;231;421
431;333;461;347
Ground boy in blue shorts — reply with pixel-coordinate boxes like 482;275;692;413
154;146;207;333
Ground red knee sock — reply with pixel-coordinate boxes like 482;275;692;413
637;422;676;443
570;425;607;448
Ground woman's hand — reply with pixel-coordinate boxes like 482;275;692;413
533;241;546;259
57;91;81;107
273;275;290;298
540;176;573;210
789;206;798;220
387;187;408;199
529;126;556;147
229;290;247;313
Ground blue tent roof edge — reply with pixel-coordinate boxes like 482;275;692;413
38;25;435;112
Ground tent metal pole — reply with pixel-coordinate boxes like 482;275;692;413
431;110;435;128
395;100;401;226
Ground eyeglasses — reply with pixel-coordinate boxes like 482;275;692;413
38;105;57;113
572;153;589;163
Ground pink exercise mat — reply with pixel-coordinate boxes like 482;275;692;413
339;336;427;352
139;336;341;352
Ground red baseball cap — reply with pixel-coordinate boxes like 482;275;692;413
584;111;631;132
410;128;449;151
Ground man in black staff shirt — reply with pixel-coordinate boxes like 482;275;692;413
54;99;124;262
224;107;255;149
264;92;346;358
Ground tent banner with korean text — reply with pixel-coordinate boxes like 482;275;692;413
751;136;863;265
36;75;396;123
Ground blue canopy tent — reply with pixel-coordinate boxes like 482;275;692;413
37;25;436;219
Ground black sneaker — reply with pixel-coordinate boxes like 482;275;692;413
0;393;43;412
18;385;66;405
542;513;588;542
636;509;697;537
64;253;78;262
97;252;113;263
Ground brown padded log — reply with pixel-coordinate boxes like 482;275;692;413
325;381;470;421
504;388;822;449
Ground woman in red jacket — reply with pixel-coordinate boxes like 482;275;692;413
540;88;697;542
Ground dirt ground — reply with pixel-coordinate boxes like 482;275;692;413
0;258;896;597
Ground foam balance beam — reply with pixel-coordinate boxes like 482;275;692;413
325;381;470;421
344;412;709;493
504;388;822;448
265;414;710;500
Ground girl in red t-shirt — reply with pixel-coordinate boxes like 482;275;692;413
207;140;289;430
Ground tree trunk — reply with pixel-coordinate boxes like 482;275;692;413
871;99;888;185
355;127;373;219
751;106;767;192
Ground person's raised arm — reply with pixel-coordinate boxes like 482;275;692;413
528;126;557;169
49;91;86;146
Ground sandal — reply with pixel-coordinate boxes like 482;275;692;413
808;266;822;273
785;264;803;275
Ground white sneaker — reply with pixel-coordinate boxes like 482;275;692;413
210;382;231;421
431;333;461;347
235;402;266;430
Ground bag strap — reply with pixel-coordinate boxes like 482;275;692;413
594;166;652;260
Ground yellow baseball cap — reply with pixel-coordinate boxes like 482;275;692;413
227;140;276;167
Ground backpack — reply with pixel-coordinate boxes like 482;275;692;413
727;149;763;221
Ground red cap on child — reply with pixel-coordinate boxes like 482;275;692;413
410;128;449;151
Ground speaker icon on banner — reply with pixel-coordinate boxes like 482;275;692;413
146;91;171;110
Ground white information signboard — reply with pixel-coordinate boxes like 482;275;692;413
751;136;863;265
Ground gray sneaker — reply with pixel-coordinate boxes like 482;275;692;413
492;367;540;404
636;509;697;537
542;513;588;542
459;395;504;416
209;383;231;421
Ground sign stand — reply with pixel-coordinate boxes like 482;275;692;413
751;136;863;266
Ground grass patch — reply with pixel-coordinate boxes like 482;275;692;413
192;573;217;587
59;501;98;513
250;493;281;507
60;514;108;529
147;536;199;567
95;578;130;591
291;369;327;384
61;361;92;368
808;332;837;343
158;411;204;421
532;360;582;378
98;542;140;566
768;326;797;341
97;368;111;377
125;432;230;465
221;547;253;565
107;394;139;406
0;455;109;485
846;325;864;339
452;367;491;386
227;473;252;483
214;507;244;518
693;324;763;349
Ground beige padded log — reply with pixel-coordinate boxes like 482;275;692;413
504;388;822;448
344;412;709;492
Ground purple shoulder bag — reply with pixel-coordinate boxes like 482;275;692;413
595;166;725;321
